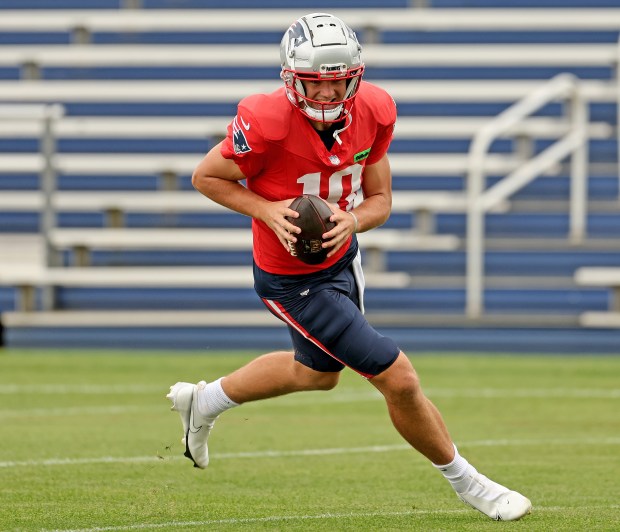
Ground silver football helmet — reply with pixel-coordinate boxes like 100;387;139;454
280;13;364;123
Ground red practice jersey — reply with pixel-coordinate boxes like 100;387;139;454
221;81;397;275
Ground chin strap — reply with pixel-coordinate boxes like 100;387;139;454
332;111;353;146
303;102;343;123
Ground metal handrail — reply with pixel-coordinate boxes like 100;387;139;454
466;73;588;318
0;104;64;270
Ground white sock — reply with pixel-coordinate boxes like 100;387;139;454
196;378;238;420
433;444;477;494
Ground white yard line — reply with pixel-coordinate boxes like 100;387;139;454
1;437;619;469
0;384;160;394
0;384;618;397
0;405;155;418
1;384;619;398
427;387;620;399
43;510;463;532
0;386;617;418
43;505;620;532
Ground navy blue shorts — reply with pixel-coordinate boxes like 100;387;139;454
253;244;400;378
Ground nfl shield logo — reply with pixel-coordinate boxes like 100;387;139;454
329;155;340;165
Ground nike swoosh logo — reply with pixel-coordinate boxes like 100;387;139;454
189;408;204;433
240;116;250;131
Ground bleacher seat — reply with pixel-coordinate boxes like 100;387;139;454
432;0;620;7
0;3;619;352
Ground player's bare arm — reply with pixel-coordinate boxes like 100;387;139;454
192;142;301;250
323;153;393;257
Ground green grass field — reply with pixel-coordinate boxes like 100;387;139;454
0;350;618;531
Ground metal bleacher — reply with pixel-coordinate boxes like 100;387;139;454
1;1;620;352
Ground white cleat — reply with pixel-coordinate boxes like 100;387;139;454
457;471;532;521
166;381;194;443
166;380;216;469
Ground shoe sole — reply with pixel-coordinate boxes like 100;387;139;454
185;392;207;469
166;382;194;445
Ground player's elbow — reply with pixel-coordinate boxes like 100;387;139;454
378;211;391;228
191;168;204;191
191;168;216;197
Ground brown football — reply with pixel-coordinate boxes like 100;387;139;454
286;194;336;265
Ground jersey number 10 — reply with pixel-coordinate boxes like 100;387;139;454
297;163;363;211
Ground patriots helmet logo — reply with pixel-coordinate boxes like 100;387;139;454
286;21;309;52
232;115;252;155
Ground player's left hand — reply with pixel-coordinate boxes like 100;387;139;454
322;204;357;258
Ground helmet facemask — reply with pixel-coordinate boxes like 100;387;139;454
280;13;365;124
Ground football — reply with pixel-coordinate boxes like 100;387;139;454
286;194;336;265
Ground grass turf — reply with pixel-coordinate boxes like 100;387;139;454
0;350;618;531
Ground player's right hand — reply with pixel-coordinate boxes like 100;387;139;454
258;199;301;252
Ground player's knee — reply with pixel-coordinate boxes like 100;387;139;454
390;371;421;403
294;363;340;391
311;371;340;391
373;353;423;403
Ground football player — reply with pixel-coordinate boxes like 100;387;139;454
167;12;531;522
